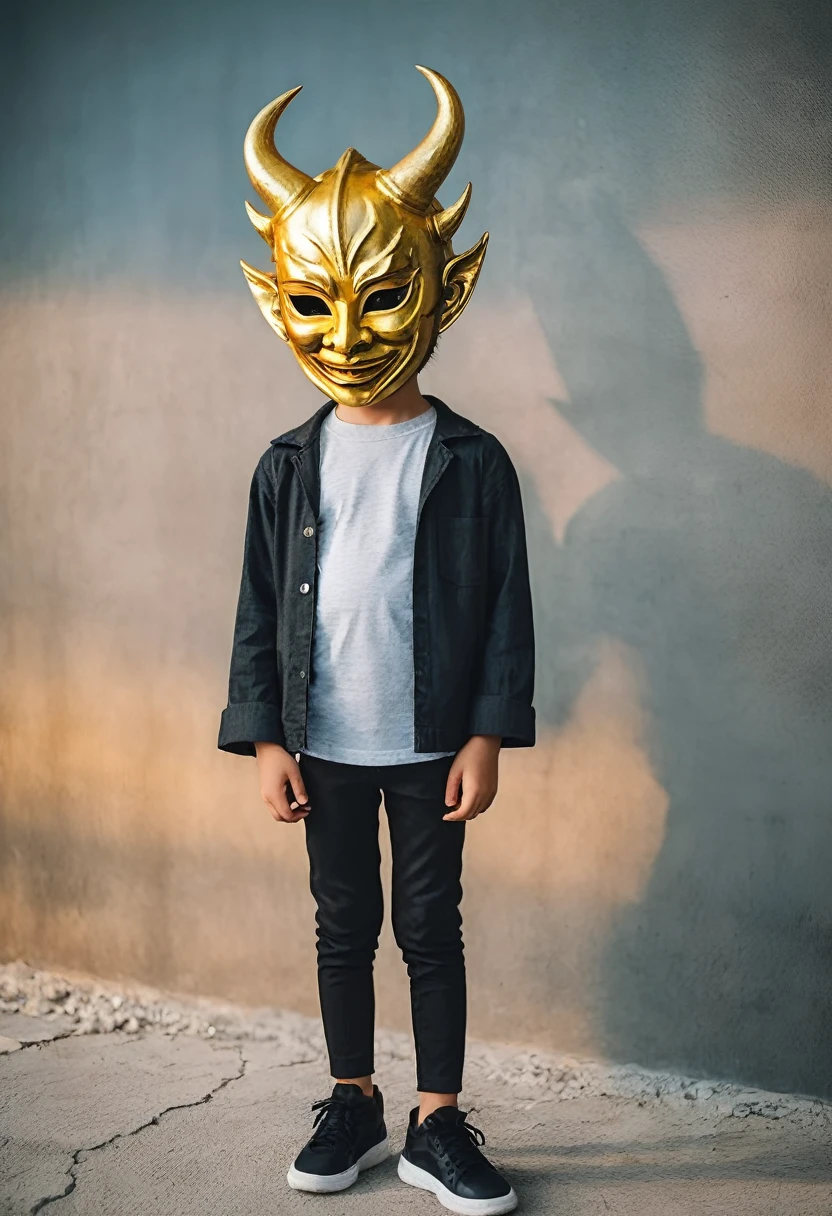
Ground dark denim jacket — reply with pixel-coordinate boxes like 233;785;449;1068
218;394;535;757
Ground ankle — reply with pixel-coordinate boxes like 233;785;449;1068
417;1092;459;1124
336;1075;375;1098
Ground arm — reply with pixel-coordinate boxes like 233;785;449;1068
217;452;309;822
467;437;536;748
218;449;285;755
444;438;536;820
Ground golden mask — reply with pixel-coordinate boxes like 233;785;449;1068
241;66;488;407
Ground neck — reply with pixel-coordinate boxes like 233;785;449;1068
334;376;430;425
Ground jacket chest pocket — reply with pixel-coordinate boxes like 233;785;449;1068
437;515;488;586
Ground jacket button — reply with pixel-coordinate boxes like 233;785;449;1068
299;582;310;594
299;670;306;680
303;526;314;537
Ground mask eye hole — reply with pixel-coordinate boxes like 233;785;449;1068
362;285;409;314
289;294;331;317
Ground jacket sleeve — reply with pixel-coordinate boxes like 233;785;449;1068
217;449;285;756
467;438;536;748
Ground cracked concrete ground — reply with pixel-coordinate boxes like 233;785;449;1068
1;965;831;1215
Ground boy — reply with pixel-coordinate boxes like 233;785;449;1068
218;67;535;1215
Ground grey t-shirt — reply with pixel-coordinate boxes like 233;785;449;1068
300;404;455;766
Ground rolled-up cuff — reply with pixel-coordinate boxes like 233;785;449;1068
467;694;535;749
218;702;285;756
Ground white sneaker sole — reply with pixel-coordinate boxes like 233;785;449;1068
287;1136;390;1193
398;1154;518;1214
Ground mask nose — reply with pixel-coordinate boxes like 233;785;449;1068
324;301;372;358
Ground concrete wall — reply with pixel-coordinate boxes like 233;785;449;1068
2;0;831;1098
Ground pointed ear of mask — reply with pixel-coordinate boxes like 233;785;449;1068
437;231;489;334
240;260;288;342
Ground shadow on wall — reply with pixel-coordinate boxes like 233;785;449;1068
524;189;832;1099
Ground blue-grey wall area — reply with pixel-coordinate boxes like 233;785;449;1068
2;0;831;1100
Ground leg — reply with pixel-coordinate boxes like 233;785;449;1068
382;756;466;1101
300;753;384;1082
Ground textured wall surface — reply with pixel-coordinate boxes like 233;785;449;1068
2;0;831;1098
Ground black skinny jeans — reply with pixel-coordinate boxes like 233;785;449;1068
299;751;466;1094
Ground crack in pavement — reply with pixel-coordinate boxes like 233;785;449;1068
14;1031;79;1053
29;1043;247;1214
258;1055;320;1070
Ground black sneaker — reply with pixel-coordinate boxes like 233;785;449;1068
287;1082;389;1193
398;1105;517;1214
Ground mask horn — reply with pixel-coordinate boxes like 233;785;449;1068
432;182;472;244
245;200;273;244
243;86;314;218
378;66;465;214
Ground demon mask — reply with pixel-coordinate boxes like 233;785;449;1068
240;66;488;407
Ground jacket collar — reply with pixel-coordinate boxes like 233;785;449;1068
270;394;482;450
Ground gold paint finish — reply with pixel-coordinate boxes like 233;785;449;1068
241;66;488;407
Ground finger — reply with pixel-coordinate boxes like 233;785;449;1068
264;799;287;823
283;779;309;811
287;767;310;808
266;793;308;823
277;808;309;823
445;767;462;807
265;796;291;822
443;791;480;821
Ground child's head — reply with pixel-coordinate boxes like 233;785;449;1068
240;66;488;408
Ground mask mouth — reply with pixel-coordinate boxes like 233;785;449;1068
310;350;398;387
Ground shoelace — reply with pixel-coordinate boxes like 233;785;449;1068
308;1097;355;1151
429;1116;488;1178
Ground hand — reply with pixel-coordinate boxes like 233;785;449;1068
255;742;310;823
443;735;501;821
